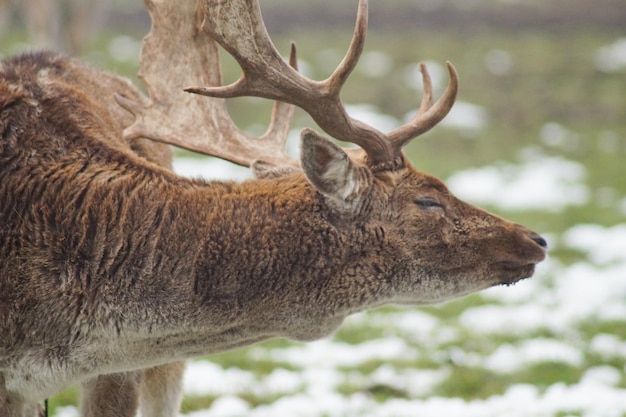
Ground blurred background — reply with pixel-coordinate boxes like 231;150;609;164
2;0;626;416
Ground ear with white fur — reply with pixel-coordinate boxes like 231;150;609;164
300;128;369;204
251;160;300;179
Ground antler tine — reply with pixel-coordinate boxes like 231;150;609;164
325;0;368;94
317;0;399;167
417;63;434;114
387;62;459;150
190;0;396;168
259;44;298;145
119;0;298;168
188;0;299;101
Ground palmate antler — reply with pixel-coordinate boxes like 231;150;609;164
121;0;458;171
117;0;297;167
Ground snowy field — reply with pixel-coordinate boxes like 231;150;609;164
53;36;626;417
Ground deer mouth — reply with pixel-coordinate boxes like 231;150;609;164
496;261;537;286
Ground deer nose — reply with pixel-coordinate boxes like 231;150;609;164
530;234;548;249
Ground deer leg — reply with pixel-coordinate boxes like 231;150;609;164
0;393;42;417
139;361;186;417
80;372;141;417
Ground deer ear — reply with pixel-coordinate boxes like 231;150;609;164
251;160;300;179
300;128;367;202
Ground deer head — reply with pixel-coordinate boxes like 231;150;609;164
118;0;546;309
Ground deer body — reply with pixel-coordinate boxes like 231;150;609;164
1;1;547;415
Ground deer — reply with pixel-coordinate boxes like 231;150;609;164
0;0;547;416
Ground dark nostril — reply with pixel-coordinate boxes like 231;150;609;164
531;234;548;249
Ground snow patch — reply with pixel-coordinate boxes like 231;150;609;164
183;361;255;396
595;37;626;72
484;338;584;373
439;101;488;133
562;223;626;265
446;153;589;211
173;157;252;181
359;51;393;78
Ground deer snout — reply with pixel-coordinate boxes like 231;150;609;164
529;233;548;250
491;226;547;286
517;227;548;264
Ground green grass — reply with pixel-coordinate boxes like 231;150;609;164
47;386;80;416
420;294;490;321
580;319;626;341
208;339;298;374
433;366;511;399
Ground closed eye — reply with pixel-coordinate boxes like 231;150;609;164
415;197;444;211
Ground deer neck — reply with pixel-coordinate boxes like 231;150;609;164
167;174;394;337
77;171;396;368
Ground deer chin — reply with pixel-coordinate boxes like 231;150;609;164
495;261;537;286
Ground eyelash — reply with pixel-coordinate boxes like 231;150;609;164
415;197;444;210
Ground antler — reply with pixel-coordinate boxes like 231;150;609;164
188;0;458;171
117;0;298;167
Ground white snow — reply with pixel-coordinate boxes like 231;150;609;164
358;51;393;78
108;35;141;63
439;101;488;133
539;122;580;151
185;396;250;417
483;338;584;373
345;104;400;133
446;151;589;211
589;334;626;360
183;361;256;396
484;49;513;76
252;338;418;369
55;407;78;417
594;37;626;73
562;223;626;265
173;157;253;182
459;303;550;336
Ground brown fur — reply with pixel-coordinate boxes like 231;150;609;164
0;52;546;416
